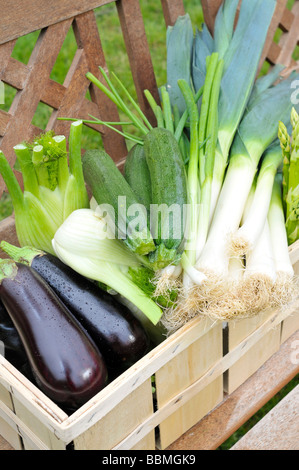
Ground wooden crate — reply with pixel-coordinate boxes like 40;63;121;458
0;0;298;451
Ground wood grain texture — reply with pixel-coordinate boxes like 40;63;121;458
201;0;223;33
167;330;299;450
160;0;185;27
0;0;115;45
117;0;159;125
231;385;299;450
73;11;128;160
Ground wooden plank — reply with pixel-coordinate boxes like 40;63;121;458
279;6;295;32
0;0;116;45
0;432;15;450
73;11;127;161
112;297;299;450
276;2;299;66
0;383;23;449
117;0;159;125
0;216;18;252
46;48;90;136
0;41;17;81
201;0;223;33
167;330;299;450
226;309;282;394
160;0;185;27
258;0;289;69
73;378;155;450
231;385;299;450
156;322;223;449
0;355;68;437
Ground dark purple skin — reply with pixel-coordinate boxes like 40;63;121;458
29;252;150;371
0;263;108;410
0;299;33;380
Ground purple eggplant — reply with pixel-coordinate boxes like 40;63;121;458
0;260;108;410
0;242;151;371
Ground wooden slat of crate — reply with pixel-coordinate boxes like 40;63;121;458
0;355;68;448
167;330;299;450
57;316;216;445
112;296;299;450
225;241;299;395
11;396;67;450
225;319;281;395
73;378;155;450
155;322;223;449
281;245;299;343
0;383;23;449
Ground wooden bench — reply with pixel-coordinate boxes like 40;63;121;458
0;0;298;451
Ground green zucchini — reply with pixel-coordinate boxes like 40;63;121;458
82;149;156;256
124;144;152;213
144;128;188;269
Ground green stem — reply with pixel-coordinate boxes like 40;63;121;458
13;144;40;197
97;67;149;135
178;79;199;265
161;86;174;134
0;241;43;266
174;85;204;143
88;115;144;145
198;53;219;187
0;151;25;213
32;145;49;188
68;121;85;189
196;59;224;258
144;89;165;128
0;259;18;283
112;72;153;131
53;135;69;194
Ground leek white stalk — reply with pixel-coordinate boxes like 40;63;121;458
195;74;296;281
231;143;283;256
52;209;163;327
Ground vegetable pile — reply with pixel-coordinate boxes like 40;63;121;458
0;0;298;408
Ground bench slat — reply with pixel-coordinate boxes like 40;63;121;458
231;385;299;450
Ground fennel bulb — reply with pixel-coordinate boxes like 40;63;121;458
0;121;89;255
52;209;163;328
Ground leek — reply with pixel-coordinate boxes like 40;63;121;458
204;0;277;217
231;143;283;256
52;209;163;328
195;75;296;281
0;121;89;254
